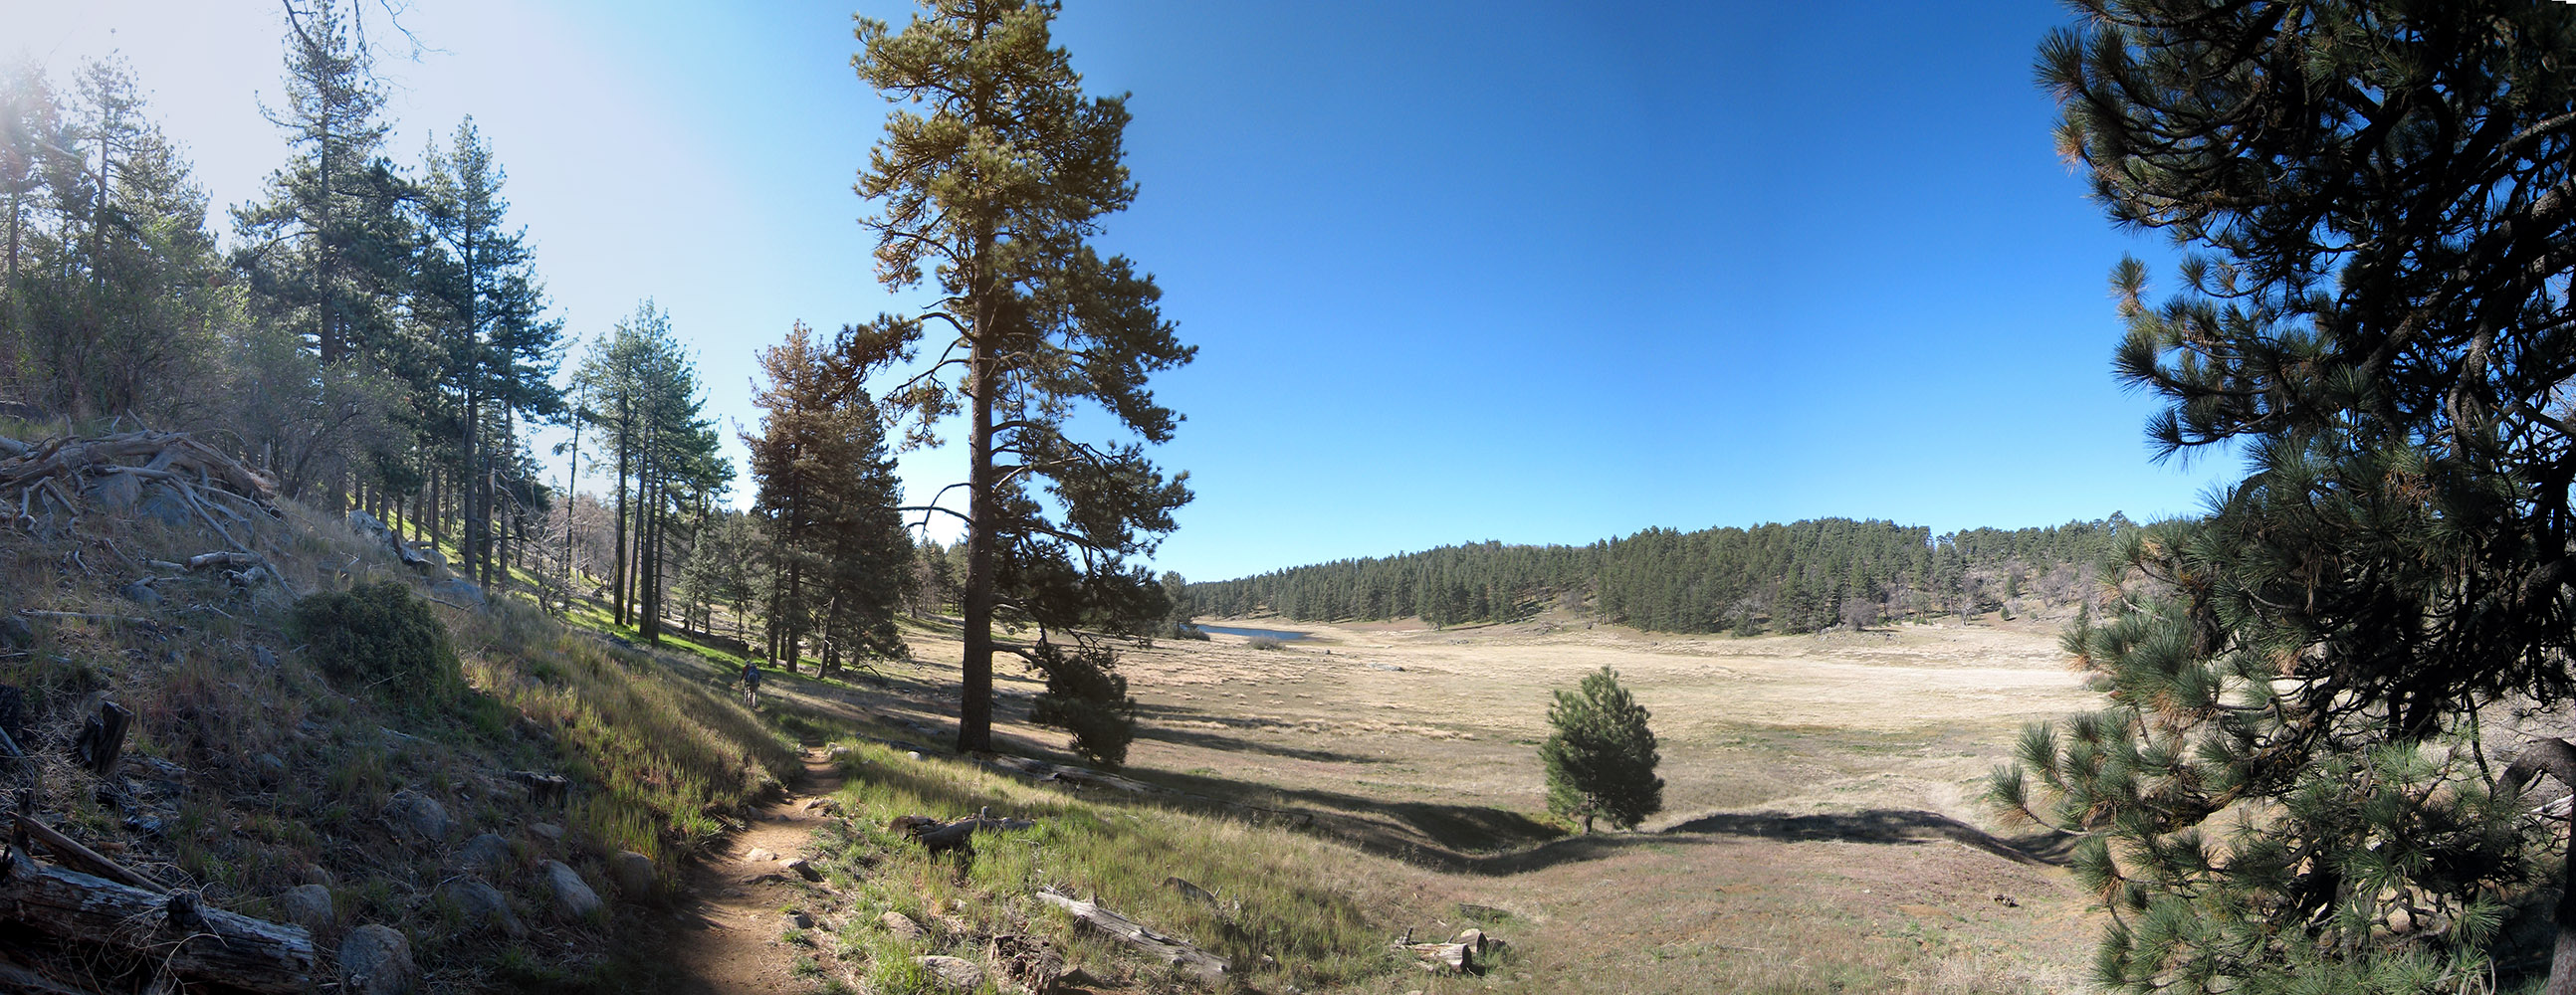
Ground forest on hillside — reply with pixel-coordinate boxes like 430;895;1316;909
1185;515;2142;634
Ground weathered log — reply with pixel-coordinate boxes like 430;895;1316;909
11;812;165;892
0;851;314;993
184;551;262;571
1401;941;1474;974
0;954;104;995
1034;890;1228;986
2507;737;2576;995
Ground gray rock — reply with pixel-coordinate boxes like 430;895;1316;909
346;509;389;538
441;878;526;937
787;909;813;929
135;483;191;526
381;790;450;843
0;614;33;649
450;833;512;878
428;577;485;610
91;471;140;509
609;850;655;899
529;822;563;842
783;856;821;882
337;924;417;995
281;883;333;933
541;860;602;920
119;581;162;607
879;910;924;940
915;955;983;991
256;753;287;783
251;645;278;668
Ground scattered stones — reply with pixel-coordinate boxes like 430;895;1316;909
915;955;983;991
879;910;925;941
337;924;418;995
281;883;333;933
610;850;656;899
542;860;602;919
451;833;513;878
441;879;526;937
380;790;451;843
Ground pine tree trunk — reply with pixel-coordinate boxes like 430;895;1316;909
612;399;630;627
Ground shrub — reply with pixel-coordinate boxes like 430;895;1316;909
1245;636;1283;651
1025;641;1136;768
1541;666;1663;832
292;581;458;703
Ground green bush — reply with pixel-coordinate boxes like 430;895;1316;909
1024;641;1135;768
293;581;459;703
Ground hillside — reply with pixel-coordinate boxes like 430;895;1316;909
1186;515;2146;634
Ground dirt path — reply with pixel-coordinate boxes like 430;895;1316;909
665;747;847;995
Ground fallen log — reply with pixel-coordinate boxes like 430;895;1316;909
0;850;314;993
11;812;166;892
895;810;1038;855
1034;890;1228;986
1400;941;1474;974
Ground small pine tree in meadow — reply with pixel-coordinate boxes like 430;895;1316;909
1025;641;1137;769
1542;667;1662;833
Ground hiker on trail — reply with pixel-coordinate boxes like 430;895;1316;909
743;659;763;706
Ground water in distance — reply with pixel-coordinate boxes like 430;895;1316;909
1194;624;1309;641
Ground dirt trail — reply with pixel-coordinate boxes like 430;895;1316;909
665;747;847;995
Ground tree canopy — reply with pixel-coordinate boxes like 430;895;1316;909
1995;1;2576;989
847;0;1191;752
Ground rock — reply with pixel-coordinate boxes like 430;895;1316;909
281;883;333;933
251;645;278;668
907;750;924;761
542;860;602;920
303;864;336;888
915;955;983;991
429;577;485;609
380;790;451;842
529;822;563;842
744;848;775;863
879;910;925;940
441;878;526;937
610;850;655;899
346;508;390;538
256;752;287;783
136;483;191;525
0;614;33;649
451;833;513;878
91;471;140;509
119;581;162;607
338;923;418;995
783;857;821;882
787;909;814;929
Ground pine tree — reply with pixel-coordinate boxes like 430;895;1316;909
1541;667;1662;833
747;321;910;677
846;0;1193;752
1993;1;2576;989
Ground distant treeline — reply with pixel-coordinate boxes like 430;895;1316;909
1185;515;2145;634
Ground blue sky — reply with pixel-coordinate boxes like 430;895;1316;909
8;0;2237;581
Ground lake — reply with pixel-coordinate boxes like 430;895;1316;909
1194;624;1310;641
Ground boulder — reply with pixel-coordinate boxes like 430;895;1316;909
281;883;333;933
450;833;513;878
880;910;925;941
119;581;162;607
541;860;602;920
90;471;140;509
915;955;983;991
135;483;191;525
609;850;655;899
0;613;34;649
429;577;485;610
381;790;451;843
338;923;417;995
441;878;526;937
529;822;563;842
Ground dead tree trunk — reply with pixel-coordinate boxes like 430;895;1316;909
0;851;314;993
1033;890;1227;986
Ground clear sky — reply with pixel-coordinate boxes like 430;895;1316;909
5;0;2238;582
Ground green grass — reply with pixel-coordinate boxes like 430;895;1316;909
809;740;1402;992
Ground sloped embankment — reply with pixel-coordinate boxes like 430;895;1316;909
0;430;793;992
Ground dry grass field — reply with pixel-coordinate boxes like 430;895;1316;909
802;615;2108;994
